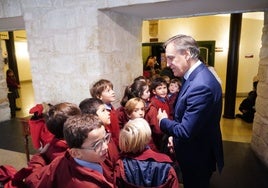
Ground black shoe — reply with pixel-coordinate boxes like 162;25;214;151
235;114;243;118
15;107;21;111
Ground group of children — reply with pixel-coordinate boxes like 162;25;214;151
0;75;182;188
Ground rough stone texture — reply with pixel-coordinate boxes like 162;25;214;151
251;12;268;167
0;0;22;17
0;44;10;121
0;0;142;109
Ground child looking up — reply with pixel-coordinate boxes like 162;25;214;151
90;79;120;147
114;118;179;188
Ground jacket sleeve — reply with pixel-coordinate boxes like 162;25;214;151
160;85;214;141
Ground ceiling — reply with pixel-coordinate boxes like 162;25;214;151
105;0;268;20
0;0;267;32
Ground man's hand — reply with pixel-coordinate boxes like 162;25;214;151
157;108;168;124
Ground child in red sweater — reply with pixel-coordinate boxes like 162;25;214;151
145;77;170;153
90;79;120;147
79;98;120;183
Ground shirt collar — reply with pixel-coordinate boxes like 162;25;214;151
184;60;202;80
105;103;112;111
155;95;166;102
74;158;103;174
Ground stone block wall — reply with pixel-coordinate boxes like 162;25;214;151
22;1;142;105
251;12;268;167
0;47;10;121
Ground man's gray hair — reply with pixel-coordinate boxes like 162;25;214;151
163;34;200;59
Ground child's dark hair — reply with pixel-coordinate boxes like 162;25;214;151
170;78;182;88
79;98;103;115
63;114;103;148
6;69;14;77
133;76;147;82
150;77;167;92
46;103;81;139
90;79;113;98
120;80;148;107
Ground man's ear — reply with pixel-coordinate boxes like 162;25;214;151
69;148;82;159
152;89;156;95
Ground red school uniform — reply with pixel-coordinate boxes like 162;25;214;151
116;106;129;129
100;136;120;184
145;96;171;152
25;151;113;188
105;105;120;147
167;92;179;119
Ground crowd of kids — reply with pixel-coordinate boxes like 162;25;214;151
0;75;182;188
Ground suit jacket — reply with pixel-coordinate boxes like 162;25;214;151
160;63;224;174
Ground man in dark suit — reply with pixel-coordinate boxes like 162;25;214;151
157;34;224;188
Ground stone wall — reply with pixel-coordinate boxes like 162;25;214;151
251;12;268;167
0;47;10;121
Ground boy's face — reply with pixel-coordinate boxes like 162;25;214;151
96;104;111;125
99;86;116;104
79;126;109;163
169;82;180;94
141;85;150;101
129;101;145;120
153;83;168;98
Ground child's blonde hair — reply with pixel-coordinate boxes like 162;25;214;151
119;118;151;153
124;97;145;116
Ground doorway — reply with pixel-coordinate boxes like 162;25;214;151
1;30;34;118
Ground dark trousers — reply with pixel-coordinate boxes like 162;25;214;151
181;167;213;188
8;92;16;117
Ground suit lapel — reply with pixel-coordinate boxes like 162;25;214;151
174;63;206;113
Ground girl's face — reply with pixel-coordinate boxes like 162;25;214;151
129;101;145;120
99;86;116;104
141;85;150;101
96;104;111;125
169;83;180;94
153;83;168;98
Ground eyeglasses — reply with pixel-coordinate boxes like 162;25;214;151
82;133;111;152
